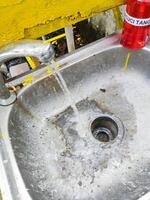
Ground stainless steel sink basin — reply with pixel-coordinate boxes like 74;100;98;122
1;35;150;200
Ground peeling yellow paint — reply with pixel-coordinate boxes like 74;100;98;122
22;76;35;86
0;0;125;47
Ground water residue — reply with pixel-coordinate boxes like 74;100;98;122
9;65;150;200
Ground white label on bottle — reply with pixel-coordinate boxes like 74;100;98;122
125;11;150;26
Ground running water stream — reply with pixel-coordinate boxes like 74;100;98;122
49;60;82;136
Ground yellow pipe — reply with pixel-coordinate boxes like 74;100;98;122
123;52;131;70
43;33;66;43
26;56;37;70
113;7;123;30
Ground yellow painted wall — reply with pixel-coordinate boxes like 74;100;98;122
0;0;125;47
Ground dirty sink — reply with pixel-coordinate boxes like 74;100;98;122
1;35;150;200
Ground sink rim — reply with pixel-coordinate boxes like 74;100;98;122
1;34;150;200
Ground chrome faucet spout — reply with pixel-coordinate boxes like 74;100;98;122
0;39;55;106
0;39;54;65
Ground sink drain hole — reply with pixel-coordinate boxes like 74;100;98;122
91;116;118;143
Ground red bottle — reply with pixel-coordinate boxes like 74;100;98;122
121;0;150;49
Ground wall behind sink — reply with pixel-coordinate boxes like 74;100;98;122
0;0;125;47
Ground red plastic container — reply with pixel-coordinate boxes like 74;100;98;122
121;0;150;49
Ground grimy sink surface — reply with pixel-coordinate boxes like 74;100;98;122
1;35;150;200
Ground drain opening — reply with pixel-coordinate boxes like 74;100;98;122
91;116;118;143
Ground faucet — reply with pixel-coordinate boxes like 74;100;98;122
0;39;54;106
